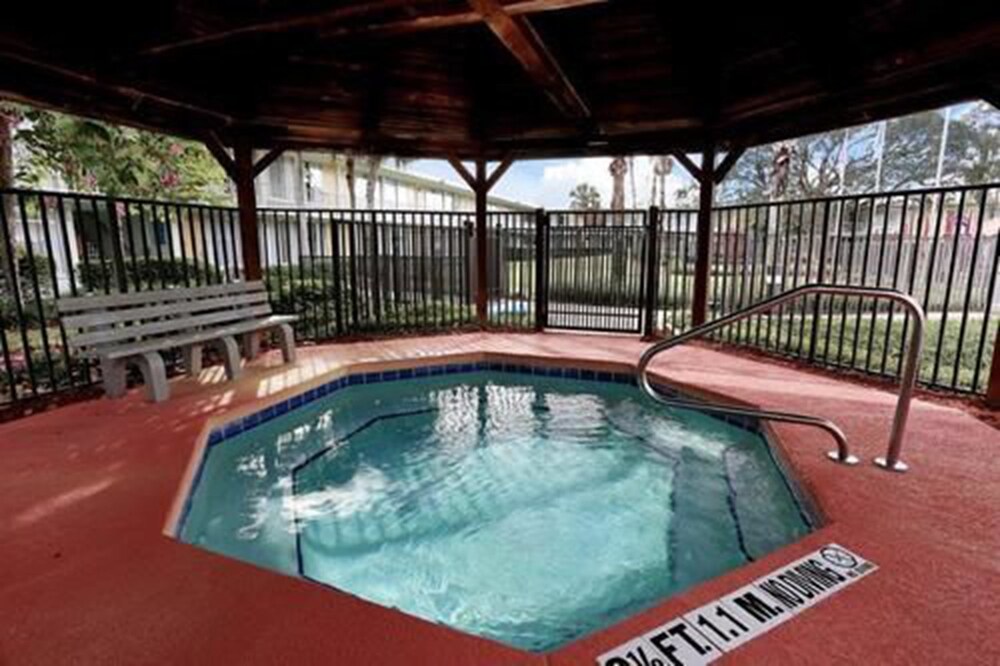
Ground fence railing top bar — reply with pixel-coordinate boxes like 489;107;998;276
712;181;1000;211
0;186;238;210
257;206;479;215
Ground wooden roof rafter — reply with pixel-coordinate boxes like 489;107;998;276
468;0;591;121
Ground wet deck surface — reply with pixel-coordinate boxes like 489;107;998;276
2;331;998;665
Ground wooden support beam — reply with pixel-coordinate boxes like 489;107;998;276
447;156;477;189
203;132;237;181
671;150;703;182
983;84;1000;111
233;139;262;280
251;147;286;178
691;143;716;326
469;0;590;120
485;155;515;190
474;160;490;324
449;153;515;325
713;146;745;184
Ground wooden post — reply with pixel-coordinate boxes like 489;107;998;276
642;206;661;338
986;329;1000;408
691;143;716;327
474;160;489;324
447;155;514;327
233;139;262;280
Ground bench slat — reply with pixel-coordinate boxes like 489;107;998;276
61;291;270;330
71;303;275;349
57;281;265;314
83;315;298;360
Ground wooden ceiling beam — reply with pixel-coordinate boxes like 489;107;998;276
139;1;414;56
322;0;606;38
468;0;590;120
142;0;606;56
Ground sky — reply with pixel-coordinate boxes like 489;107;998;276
402;101;998;209
405;156;699;209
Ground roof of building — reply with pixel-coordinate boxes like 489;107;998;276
376;164;534;211
1;1;997;158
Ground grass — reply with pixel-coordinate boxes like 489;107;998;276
707;308;999;393
3;295;996;402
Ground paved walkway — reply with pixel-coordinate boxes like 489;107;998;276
1;332;998;664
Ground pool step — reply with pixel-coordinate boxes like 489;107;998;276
668;447;747;591
723;446;811;561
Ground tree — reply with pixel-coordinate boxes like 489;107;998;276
364;155;380;209
569;182;601;210
609;156;627;211
881;113;945;189
947;101;1000;184
650;156;672;208
0;102;18;286
14;107;228;203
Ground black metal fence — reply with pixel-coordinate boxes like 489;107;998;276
2;182;999;409
0;187;241;405
258;209;476;339
485;211;539;329
710;184;1000;394
543;209;650;333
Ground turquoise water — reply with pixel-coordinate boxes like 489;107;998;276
180;372;811;652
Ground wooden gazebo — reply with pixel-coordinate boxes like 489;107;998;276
2;0;998;324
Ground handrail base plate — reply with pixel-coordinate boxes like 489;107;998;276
827;451;859;465
873;456;909;473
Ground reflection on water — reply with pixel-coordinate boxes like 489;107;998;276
181;372;811;652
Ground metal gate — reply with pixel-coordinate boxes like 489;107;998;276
543;209;652;333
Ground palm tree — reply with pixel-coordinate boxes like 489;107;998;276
569;182;601;210
651;155;672;208
609;156;627;211
608;156;629;279
343;153;357;209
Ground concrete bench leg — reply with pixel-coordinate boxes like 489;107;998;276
276;324;296;364
100;357;127;399
242;331;261;360
134;352;169;403
214;336;242;380
182;344;203;376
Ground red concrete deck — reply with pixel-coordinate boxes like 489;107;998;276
2;332;999;665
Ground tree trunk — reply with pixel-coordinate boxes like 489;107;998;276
365;156;381;209
345;154;357;210
0;104;17;289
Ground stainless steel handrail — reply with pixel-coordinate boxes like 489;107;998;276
637;284;925;472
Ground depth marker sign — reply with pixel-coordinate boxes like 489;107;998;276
597;543;877;666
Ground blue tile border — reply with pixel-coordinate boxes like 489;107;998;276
203;359;761;447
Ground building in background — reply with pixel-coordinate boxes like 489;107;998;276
256;151;532;212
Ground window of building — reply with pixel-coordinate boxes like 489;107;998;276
305;163;324;204
269;157;290;200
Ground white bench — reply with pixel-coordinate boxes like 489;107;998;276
57;282;297;402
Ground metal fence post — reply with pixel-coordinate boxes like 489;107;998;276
808;200;831;361
643;206;661;338
534;208;548;331
105;198;129;293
